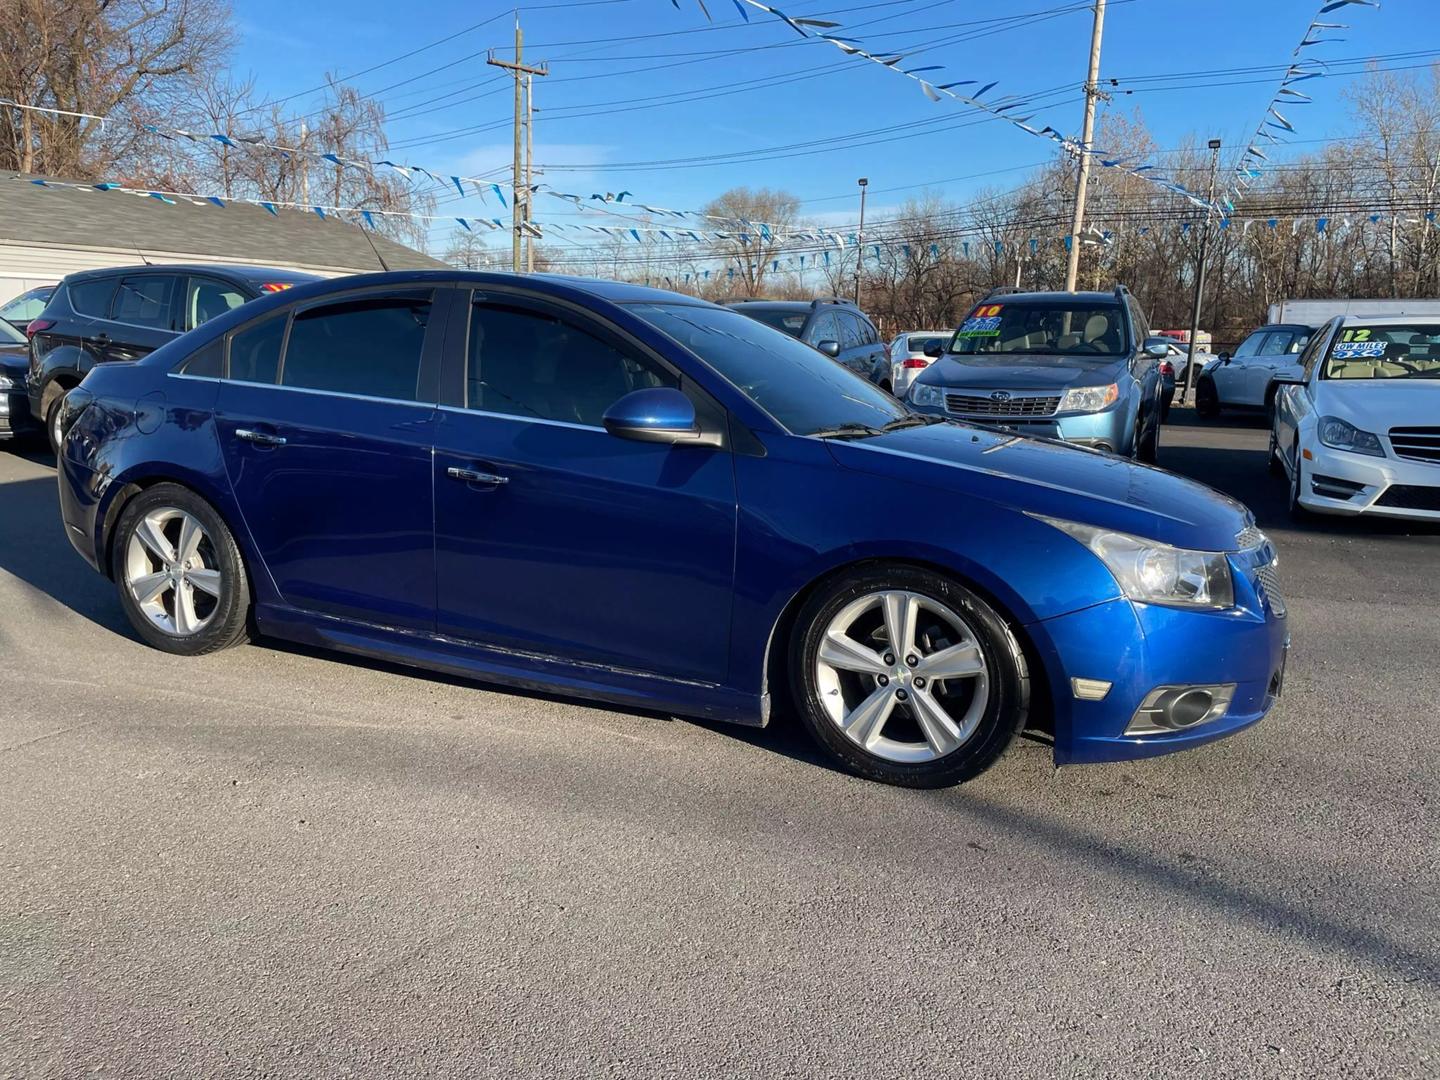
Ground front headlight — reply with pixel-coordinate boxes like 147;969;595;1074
909;382;945;408
1317;415;1384;457
0;373;23;390
1033;515;1235;610
1058;383;1119;413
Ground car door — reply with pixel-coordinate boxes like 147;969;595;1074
431;289;737;683
104;273;182;362
1250;328;1307;406
215;287;441;630
835;311;872;375
805;309;843;357
1214;329;1266;405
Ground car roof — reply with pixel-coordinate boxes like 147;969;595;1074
67;263;321;284
981;290;1121;305
1334;313;1440;326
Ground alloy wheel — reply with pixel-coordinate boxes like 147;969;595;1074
124;507;223;636
814;589;990;764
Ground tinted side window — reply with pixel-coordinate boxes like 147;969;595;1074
281;291;430;401
1127;298;1151;342
69;277;117;317
808;310;841;346
857;314;880;346
228;314;287;384
113;276;178;329
186;277;248;330
840;312;867;350
468;302;677;427
180;340;223;378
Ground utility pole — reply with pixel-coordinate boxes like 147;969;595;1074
524;73;536;272
488;21;547;272
854;177;868;305
299;121;309;205
1183;138;1223;405
1063;0;1106;292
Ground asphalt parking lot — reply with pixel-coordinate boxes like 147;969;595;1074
1;410;1436;1079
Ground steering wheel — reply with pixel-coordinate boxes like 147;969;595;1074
1072;342;1103;354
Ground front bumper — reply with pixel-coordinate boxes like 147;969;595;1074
1297;442;1440;521
1031;558;1288;765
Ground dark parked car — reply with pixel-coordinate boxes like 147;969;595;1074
726;297;887;380
907;287;1168;462
0;317;42;445
0;284;55;330
55;271;1287;789
27;263;317;451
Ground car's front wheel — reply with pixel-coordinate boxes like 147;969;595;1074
112;484;251;655
1195;377;1219;418
789;566;1028;788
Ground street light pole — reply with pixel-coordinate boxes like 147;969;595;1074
1063;0;1107;292
1183;138;1223;405
855;177;868;305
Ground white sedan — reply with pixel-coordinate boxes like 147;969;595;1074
875;331;950;397
1271;315;1440;520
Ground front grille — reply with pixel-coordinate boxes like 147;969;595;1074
1375;484;1440;511
1254;562;1286;618
945;392;1061;418
1389;426;1440;465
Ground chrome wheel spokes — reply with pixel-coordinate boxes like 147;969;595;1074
124;508;222;637
815;589;990;764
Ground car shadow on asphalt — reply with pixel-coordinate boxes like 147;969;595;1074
0;469;134;636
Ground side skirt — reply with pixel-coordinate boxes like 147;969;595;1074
255;603;767;728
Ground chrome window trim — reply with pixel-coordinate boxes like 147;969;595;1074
219;378;437;409
437;403;603;434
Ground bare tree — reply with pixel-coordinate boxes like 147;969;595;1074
702;186;799;296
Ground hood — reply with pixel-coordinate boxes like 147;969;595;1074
825;422;1253;552
918;354;1121;391
1318;378;1440;429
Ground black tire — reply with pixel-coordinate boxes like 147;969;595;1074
1287;442;1312;522
1195;377;1219;419
44;390;67;455
1267;426;1284;477
880;380;893;395
788;565;1029;788
112;483;251;656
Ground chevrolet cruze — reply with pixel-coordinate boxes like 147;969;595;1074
55;272;1289;787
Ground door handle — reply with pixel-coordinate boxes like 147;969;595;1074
447;466;508;485
235;428;287;447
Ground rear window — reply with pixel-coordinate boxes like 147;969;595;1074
949;301;1127;358
738;308;807;337
68;277;117;317
907;335;945;354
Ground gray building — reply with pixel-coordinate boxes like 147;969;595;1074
0;173;446;305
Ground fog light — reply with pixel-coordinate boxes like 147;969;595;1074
1126;684;1236;736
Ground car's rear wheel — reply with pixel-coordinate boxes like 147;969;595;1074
44;390;68;455
788;566;1028;788
112;484;251;655
1195;377;1219;418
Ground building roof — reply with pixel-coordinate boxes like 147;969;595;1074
0;173;447;275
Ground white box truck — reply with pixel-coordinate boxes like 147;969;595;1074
1268;297;1440;325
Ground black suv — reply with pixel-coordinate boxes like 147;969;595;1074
27;263;317;451
726;297;888;381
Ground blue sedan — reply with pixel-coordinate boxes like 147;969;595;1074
54;272;1288;787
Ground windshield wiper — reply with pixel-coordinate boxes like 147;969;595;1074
808;422;885;439
880;414;945;431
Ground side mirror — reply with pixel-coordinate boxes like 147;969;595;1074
1219;352;1232;364
603;387;710;446
923;341;946;359
815;339;841;358
1143;338;1171;359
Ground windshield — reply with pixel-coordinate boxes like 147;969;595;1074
0;319;26;345
949;301;1127;358
734;306;806;338
1324;324;1440;380
629;302;908;435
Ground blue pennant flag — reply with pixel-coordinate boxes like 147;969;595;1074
260;202;279;217
148;192;176;204
457;218;471;232
452;176;466;198
1316;217;1328;233
207;196;226;208
361;210;376;229
491;184;508;209
93;182;121;191
312;206;325;220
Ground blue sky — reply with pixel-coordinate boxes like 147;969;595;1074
229;0;1436;254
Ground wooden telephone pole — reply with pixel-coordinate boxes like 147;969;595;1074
488;21;547;272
